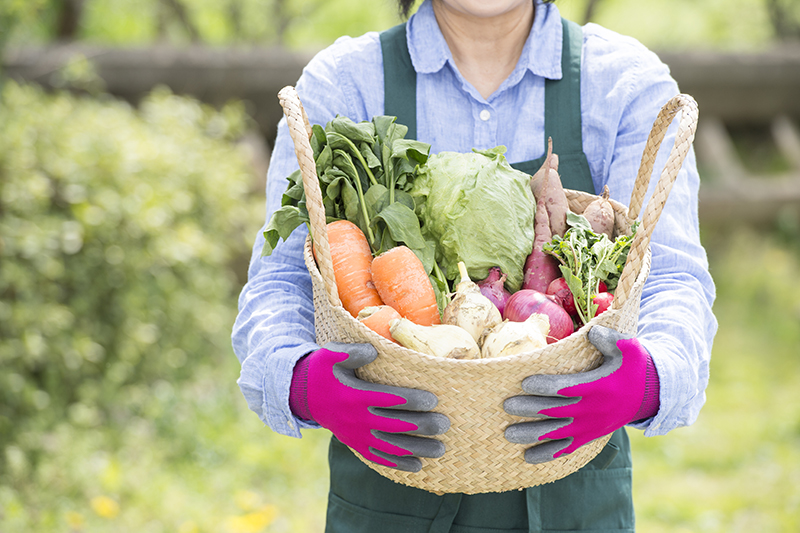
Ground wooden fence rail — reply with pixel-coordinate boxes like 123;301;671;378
4;43;800;226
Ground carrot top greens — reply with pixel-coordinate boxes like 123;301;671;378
543;212;638;325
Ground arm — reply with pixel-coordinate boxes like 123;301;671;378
231;44;354;438
601;48;717;436
503;32;717;461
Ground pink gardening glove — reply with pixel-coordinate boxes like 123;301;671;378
290;342;450;472
503;325;660;464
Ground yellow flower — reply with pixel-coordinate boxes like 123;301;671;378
178;520;200;533
90;495;120;519
65;511;85;530
234;490;260;511
223;504;279;533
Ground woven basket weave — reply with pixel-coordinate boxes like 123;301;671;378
278;86;698;495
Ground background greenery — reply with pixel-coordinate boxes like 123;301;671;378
2;0;800;50
2;0;799;531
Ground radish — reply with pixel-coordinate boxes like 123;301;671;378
546;277;577;316
593;292;614;316
503;289;574;343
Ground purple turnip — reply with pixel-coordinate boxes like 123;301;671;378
477;267;512;316
503;289;575;344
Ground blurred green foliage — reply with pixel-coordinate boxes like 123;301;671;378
1;227;798;532
2;0;797;51
0;79;262;472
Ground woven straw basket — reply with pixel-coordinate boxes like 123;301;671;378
277;86;698;495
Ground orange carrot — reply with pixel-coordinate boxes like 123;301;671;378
357;305;402;343
314;220;383;317
371;246;441;326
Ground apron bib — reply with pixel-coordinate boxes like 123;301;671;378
324;17;634;533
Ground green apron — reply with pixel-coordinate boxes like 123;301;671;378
324;17;634;533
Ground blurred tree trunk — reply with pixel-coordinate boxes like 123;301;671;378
159;0;201;43
228;0;243;42
582;0;603;24
55;0;84;41
273;0;291;46
767;0;800;41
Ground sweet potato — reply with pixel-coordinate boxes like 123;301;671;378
522;194;561;292
531;138;569;237
530;153;559;201
583;185;615;239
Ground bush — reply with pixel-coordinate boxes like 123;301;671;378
0;81;261;465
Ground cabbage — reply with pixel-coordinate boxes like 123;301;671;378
410;146;535;292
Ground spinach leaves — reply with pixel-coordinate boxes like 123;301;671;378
262;115;432;265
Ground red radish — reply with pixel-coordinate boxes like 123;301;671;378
503;289;575;343
593;292;614;316
546;277;577;316
477;267;512;316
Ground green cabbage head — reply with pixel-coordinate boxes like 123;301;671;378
410;146;535;291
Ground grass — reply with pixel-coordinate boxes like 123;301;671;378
631;228;800;532
2;228;800;532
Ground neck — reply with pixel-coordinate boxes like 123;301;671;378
432;1;535;99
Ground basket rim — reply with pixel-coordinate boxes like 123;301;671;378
304;233;652;367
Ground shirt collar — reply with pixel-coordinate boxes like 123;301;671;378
407;0;563;81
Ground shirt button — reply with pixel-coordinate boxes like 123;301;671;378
479;109;491;121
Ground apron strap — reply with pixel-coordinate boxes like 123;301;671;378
379;16;595;194
380;23;417;141
511;18;594;194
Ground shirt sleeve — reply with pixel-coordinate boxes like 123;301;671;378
231;42;357;438
586;34;718;436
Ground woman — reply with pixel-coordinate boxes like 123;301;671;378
232;0;717;531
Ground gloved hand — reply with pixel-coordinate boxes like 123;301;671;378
503;325;660;464
289;342;450;472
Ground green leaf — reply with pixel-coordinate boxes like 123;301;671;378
261;206;307;256
372;202;426;250
392;138;430;165
315;144;333;178
364;184;390;218
327;116;375;145
566;211;593;233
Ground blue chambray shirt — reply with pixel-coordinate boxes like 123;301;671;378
232;0;717;440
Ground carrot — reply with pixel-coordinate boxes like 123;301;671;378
357;305;402;343
371;246;441;326
314;220;383;317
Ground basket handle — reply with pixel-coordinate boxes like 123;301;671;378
612;94;699;310
278;86;342;307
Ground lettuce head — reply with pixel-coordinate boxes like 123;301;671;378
410;146;535;291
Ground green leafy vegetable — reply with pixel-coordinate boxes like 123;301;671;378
543;211;638;325
410;146;536;292
261;115;432;262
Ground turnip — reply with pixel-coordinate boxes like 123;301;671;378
503;289;574;343
593;292;614;317
443;262;503;343
477;267;512;316
481;314;549;358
